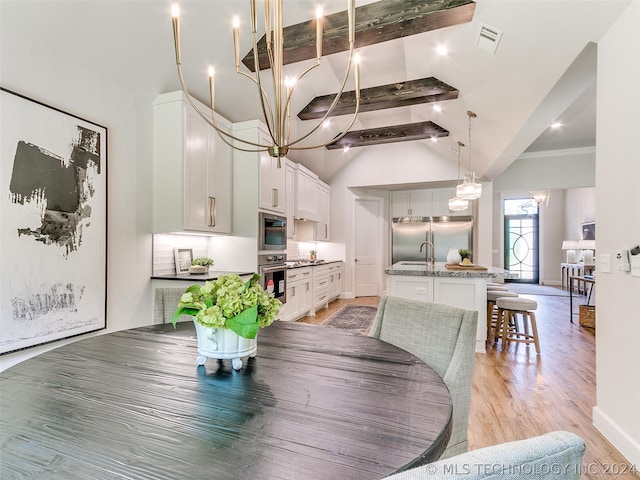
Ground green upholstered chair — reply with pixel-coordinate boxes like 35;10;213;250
369;295;478;459
383;431;586;479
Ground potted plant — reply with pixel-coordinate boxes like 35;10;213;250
189;256;214;274
309;250;317;261
172;273;281;369
458;249;472;265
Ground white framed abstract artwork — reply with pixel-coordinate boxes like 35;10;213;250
0;87;108;355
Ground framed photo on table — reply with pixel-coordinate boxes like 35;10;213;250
0;87;108;355
174;248;193;274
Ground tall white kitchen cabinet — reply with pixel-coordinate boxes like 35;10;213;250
233;120;286;216
284;159;296;238
313;180;330;241
153;91;232;234
294;164;319;221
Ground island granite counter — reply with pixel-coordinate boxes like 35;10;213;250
386;262;518;353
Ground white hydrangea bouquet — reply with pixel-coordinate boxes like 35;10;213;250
172;273;281;339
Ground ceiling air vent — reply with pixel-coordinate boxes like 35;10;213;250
477;24;502;54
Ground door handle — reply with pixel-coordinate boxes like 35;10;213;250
208;196;216;227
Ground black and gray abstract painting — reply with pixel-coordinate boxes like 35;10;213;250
9;126;101;256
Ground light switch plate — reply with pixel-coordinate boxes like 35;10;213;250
631;255;640;278
600;254;611;274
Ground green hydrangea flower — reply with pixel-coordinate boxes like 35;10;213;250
172;273;281;338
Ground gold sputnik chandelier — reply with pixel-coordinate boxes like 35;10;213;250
171;1;361;165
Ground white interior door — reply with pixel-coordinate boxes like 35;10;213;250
354;199;379;297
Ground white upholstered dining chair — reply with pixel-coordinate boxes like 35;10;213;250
369;295;478;459
382;431;586;479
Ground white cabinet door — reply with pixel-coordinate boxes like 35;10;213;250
391;191;429;217
259;136;286;214
153;91;232;234
184;111;232;232
431;187;469;217
285;160;296;238
294;164;319;220
314;181;330;241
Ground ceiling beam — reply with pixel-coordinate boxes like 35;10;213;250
298;77;458;120
242;0;476;72
325;121;449;150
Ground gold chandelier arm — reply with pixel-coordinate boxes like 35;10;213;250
287;43;357;148
251;29;277;144
289;95;360;151
175;64;269;150
235;69;275;126
283;60;321;144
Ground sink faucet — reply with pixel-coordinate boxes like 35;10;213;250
419;241;435;266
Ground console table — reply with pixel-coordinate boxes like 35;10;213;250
569;275;596;323
1;322;452;479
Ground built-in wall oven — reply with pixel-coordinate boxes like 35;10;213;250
258;253;287;305
259;212;287;251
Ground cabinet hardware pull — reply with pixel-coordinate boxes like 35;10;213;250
272;188;278;207
209;196;216;227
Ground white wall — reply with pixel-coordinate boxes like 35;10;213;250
0;2;160;370
493;147;595;191
564;187;596;240
593;0;640;466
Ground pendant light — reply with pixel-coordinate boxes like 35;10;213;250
456;111;482;200
448;141;469;212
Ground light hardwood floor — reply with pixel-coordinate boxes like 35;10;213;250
297;289;639;480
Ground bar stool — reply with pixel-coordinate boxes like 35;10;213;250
487;282;505;288
486;290;518;343
496;297;540;354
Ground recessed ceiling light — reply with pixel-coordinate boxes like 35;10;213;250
431;136;438;143
322;120;331;129
342;146;350;153
433;104;442;112
551;122;562;129
436;45;448;56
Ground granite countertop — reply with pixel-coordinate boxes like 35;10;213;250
286;259;341;269
151;270;255;281
386;262;519;279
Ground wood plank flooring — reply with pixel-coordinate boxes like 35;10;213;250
297;290;639;479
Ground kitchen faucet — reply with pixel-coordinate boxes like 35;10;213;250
419;241;435;266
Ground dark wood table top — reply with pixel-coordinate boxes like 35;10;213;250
0;321;452;479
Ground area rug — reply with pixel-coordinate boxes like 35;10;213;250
505;284;571;297
322;305;377;335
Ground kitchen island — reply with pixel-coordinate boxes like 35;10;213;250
386;262;518;353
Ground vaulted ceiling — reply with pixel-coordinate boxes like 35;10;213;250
165;0;627;181
2;0;630;183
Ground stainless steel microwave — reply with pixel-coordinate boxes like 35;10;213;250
258;212;287;251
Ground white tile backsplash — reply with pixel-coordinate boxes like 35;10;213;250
153;234;210;276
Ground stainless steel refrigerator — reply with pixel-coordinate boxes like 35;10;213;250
392;216;473;264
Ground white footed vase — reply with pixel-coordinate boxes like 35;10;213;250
446;247;462;265
193;319;257;370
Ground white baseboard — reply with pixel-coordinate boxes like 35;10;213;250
593;406;640;467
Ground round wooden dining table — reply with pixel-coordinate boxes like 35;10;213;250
0;321;452;479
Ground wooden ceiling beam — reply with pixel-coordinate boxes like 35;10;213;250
298;77;458;120
325;121;449;150
242;0;476;72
